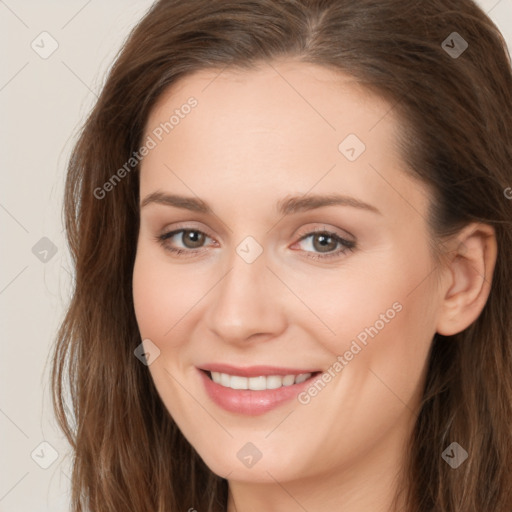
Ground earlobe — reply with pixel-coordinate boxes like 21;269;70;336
436;223;497;336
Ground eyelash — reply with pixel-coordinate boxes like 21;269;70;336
155;227;356;261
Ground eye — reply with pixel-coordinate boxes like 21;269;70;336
293;229;356;260
155;225;356;261
156;228;214;257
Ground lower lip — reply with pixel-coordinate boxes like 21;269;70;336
198;369;319;416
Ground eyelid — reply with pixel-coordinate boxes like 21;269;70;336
294;224;355;242
156;223;356;260
290;226;356;261
158;221;216;241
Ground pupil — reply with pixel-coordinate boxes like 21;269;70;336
184;230;204;248
314;234;335;252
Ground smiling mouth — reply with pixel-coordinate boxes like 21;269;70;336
201;369;322;391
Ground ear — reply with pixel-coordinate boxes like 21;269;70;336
436;222;497;336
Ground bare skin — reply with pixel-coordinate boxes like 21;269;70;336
132;58;496;512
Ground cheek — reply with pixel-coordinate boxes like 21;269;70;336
132;246;204;345
314;243;438;383
295;270;437;466
132;253;165;338
358;266;437;394
303;250;434;356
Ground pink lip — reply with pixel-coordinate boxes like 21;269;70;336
199;363;320;377
197;367;321;416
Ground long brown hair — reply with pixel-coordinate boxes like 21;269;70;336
51;1;512;510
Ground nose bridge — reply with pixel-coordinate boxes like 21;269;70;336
204;243;286;342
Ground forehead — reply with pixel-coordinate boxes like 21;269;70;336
145;60;398;148
139;60;428;222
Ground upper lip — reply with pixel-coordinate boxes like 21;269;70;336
199;363;321;377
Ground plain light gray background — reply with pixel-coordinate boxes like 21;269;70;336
1;1;511;510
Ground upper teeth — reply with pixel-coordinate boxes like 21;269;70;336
210;372;312;390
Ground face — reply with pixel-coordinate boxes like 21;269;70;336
132;59;444;484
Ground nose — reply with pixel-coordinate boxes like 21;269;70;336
203;248;288;344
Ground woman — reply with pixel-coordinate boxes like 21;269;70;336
51;0;512;510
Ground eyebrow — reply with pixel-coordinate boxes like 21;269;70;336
140;191;381;216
